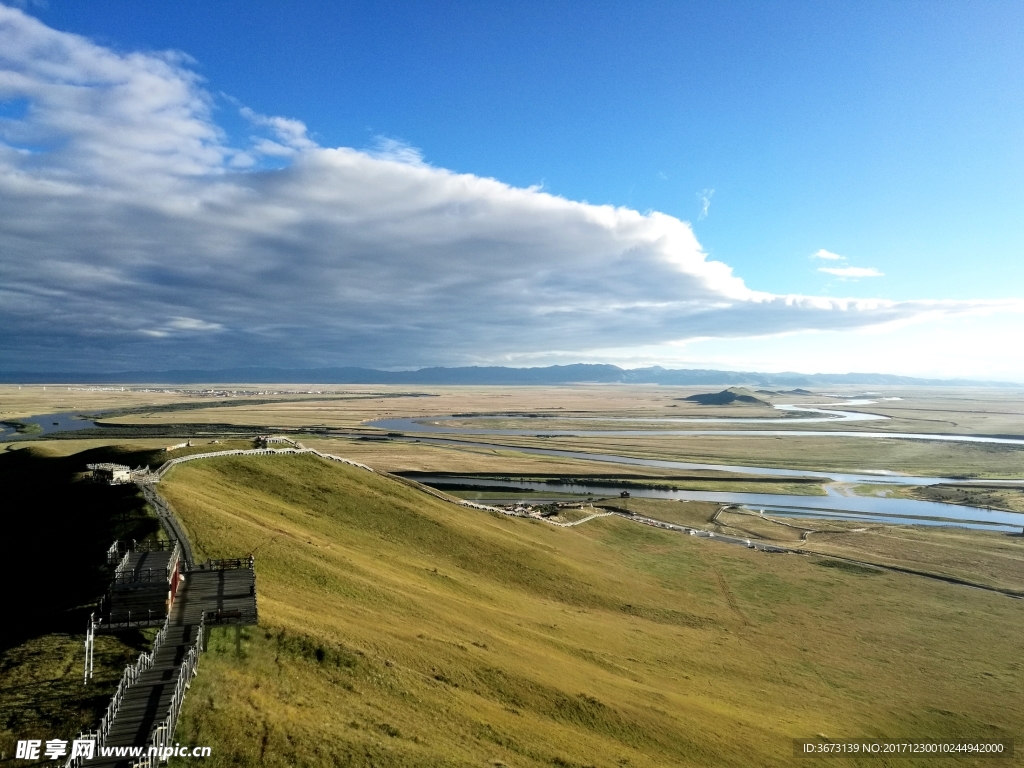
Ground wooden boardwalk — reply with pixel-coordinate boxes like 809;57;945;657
120;550;172;575
82;565;256;767
106;550;175;628
70;461;266;767
174;566;258;626
138;485;195;569
86;622;199;767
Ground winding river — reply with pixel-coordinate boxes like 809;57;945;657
367;435;1000;486
408;475;1024;532
363;399;1024;531
4;406;1022;532
0;410;101;440
366;399;1024;445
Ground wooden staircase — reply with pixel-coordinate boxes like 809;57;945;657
85;621;201;767
70;563;257;768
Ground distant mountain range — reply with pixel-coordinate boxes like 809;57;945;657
0;365;1018;387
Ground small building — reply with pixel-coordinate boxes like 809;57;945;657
255;435;296;448
87;463;132;485
87;462;156;485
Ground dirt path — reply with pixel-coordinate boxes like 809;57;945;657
711;566;750;627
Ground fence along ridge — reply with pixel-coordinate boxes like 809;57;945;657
148;445;375;481
67;441;497;766
147;443;510;516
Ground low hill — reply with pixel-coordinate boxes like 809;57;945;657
153;453;1023;767
681;387;768;405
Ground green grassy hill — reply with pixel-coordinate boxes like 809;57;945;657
159;454;1024;767
680;387;767;406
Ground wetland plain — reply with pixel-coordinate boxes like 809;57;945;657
2;382;1023;766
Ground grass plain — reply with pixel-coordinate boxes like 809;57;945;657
76;384;1024;436
901;484;1024;514
157;453;1024;767
8;382;1024;435
6;383;1024;478
602;499;1024;594
447;433;1024;479
2;385;1024;766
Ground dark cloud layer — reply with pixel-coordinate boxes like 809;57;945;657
0;5;1011;372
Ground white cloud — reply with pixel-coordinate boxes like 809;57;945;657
0;4;1018;373
812;249;846;260
818;266;884;278
368;136;425;165
697;188;714;220
240;106;316;153
666;307;1024;380
166;317;223;332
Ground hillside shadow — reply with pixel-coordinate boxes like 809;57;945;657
0;444;167;653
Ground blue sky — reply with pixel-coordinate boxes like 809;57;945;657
1;1;1023;378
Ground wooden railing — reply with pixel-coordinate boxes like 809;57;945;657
132;614;205;768
111;567;165;584
109;540;180;584
134;539;175;553
107;539;174;564
112;550;131;579
62;730;98;768
83;613;96;684
97;642;157;747
104;609;165;629
205;608;243;624
65;607;175;768
195;555;254;572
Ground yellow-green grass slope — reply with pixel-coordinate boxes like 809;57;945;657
160;455;1024;767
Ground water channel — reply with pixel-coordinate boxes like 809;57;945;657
408;474;1024;532
362;397;1024;533
369;413;1024;446
384;435;1024;486
0;411;101;440
5;408;1022;532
